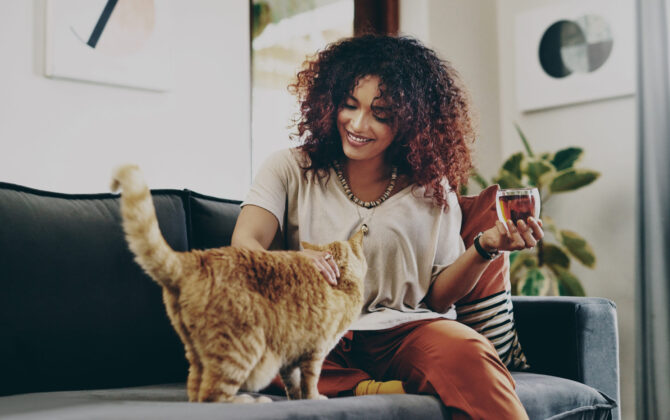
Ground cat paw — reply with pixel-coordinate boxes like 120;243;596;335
255;396;273;404
307;394;328;400
230;394;255;404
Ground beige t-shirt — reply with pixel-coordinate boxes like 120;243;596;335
242;148;466;330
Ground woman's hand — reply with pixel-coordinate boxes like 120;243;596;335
299;249;340;286
479;217;544;254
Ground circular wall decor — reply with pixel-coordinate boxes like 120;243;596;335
538;14;614;79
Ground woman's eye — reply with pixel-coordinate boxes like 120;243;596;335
374;115;390;123
343;103;356;110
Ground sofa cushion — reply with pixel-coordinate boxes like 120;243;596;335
185;190;241;250
0;373;615;420
0;383;448;420
0;183;188;397
457;184;529;370
514;372;616;420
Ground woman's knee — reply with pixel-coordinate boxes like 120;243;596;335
401;320;503;375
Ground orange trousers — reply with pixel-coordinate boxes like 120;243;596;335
267;318;528;420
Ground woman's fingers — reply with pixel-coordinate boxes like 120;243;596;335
300;249;339;285
505;220;526;249
490;218;545;252
516;219;537;248
317;252;338;286
324;253;340;278
495;220;507;237
527;217;544;240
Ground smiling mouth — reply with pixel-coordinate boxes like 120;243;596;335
347;131;374;144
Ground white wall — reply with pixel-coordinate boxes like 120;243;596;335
497;2;636;418
405;1;636;419
0;0;250;199
400;0;502;182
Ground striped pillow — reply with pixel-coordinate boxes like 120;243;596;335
455;288;529;369
457;185;530;370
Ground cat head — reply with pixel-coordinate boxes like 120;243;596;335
301;229;367;282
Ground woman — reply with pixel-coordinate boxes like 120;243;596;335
232;35;541;420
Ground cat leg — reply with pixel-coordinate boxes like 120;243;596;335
197;329;266;403
186;354;203;402
300;353;328;400
161;293;202;402
243;351;281;392
279;365;302;400
198;360;244;403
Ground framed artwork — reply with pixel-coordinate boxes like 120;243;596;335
45;0;174;91
515;0;635;112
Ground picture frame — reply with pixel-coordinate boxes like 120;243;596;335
45;0;174;92
515;0;635;112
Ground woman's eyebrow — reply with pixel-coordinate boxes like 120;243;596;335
371;102;391;112
346;94;359;102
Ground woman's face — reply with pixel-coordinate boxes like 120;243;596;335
337;75;396;166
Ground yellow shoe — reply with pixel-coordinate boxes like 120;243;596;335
354;380;405;396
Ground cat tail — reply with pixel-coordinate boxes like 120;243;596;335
110;164;183;289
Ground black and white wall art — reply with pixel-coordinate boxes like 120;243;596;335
515;0;634;112
45;0;174;91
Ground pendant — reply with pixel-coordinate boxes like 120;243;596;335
361;224;369;235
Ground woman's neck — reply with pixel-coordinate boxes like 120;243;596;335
344;158;391;184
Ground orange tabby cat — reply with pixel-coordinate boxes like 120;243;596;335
111;165;367;403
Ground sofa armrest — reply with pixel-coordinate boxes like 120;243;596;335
512;296;620;417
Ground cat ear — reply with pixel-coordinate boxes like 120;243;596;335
348;229;365;251
301;241;318;251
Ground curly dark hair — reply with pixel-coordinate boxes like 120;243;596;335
288;34;476;208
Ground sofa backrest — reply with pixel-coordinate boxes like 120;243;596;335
184;190;242;250
0;183;198;396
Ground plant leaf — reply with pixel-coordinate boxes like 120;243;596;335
520;268;545;296
494;170;525;189
508;250;520;266
560;230;596;268
542;243;570;268
549;169;600;193
514;123;534;157
549;265;586;296
510;250;537;279
471;171;489;189
551;147;583;171
526;159;553;187
502;152;524;179
540;215;559;237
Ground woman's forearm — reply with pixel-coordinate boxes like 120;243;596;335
230;205;279;251
230;234;268;251
425;245;492;312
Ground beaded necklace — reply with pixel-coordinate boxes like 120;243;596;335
333;161;398;209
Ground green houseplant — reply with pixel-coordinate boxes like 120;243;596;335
470;124;600;296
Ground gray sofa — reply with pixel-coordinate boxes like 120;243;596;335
0;182;619;420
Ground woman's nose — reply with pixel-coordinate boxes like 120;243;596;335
350;110;367;131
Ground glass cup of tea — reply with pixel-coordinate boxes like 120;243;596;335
496;188;541;229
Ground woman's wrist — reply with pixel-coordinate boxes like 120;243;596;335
478;230;497;252
474;231;500;260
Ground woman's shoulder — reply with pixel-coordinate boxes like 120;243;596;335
261;147;308;172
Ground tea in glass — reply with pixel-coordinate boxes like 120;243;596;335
496;188;541;226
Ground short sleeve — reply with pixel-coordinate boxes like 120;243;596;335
431;190;467;281
241;149;295;230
